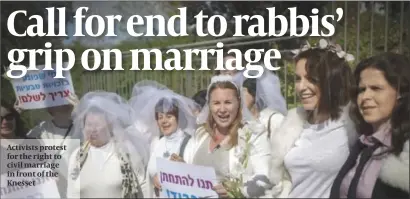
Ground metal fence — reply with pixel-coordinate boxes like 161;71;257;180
79;1;409;103
25;1;410;127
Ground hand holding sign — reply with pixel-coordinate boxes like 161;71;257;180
66;92;80;109
170;153;184;163
157;158;218;198
13;100;23;114
154;174;161;189
10;63;75;110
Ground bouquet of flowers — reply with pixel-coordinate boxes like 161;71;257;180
221;127;253;198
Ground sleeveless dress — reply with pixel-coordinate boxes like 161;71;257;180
191;136;230;183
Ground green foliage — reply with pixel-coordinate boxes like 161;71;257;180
1;2;73;73
1;77;39;129
2;2;408;130
331;2;410;64
1;2;73;130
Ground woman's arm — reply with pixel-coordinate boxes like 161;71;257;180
181;138;195;164
242;132;273;198
269;113;285;137
147;147;158;179
183;127;208;164
268;108;306;197
134;162;153;198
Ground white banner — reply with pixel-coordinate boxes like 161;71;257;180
11;62;75;109
157;158;218;198
0;168;60;199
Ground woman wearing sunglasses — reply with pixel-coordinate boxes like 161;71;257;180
1;99;27;140
1;99;31;175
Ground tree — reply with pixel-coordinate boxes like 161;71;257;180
1;1;73;75
1;2;73;128
331;1;409;62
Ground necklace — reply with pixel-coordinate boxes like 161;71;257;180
163;140;170;158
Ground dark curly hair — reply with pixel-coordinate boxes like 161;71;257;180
350;52;410;155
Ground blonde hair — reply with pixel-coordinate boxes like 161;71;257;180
204;81;243;147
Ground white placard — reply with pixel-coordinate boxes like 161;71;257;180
10;62;75;109
157;158;218;198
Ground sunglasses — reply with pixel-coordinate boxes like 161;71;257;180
1;114;14;121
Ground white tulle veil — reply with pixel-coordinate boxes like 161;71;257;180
78;90;135;124
81;90;129;104
232;70;246;87
71;91;150;166
196;75;255;125
129;81;172;113
242;68;287;116
130;80;169;98
129;81;174;139
130;82;198;138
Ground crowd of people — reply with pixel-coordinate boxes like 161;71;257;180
1;39;409;198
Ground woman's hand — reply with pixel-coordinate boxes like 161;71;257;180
67;93;80;107
14;100;23;114
153;175;161;189
212;184;229;198
170;154;185;163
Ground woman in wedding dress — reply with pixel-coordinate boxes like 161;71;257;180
131;85;198;197
75;91;151;166
180;75;273;198
66;92;151;198
241;70;287;139
129;80;172;142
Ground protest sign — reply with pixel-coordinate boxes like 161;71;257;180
157;158;218;198
10;62;75;109
0;168;60;199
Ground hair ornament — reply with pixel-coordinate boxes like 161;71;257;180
291;38;355;62
206;75;240;100
210;75;237;85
